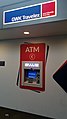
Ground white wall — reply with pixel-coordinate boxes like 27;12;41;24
0;35;67;119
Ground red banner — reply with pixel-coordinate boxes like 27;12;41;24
42;1;56;18
20;43;45;61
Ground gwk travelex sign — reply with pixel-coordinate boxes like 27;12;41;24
3;0;57;25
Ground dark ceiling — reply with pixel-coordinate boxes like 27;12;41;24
0;107;54;119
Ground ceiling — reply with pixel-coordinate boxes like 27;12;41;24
0;20;67;40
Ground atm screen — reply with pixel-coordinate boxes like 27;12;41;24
28;70;37;79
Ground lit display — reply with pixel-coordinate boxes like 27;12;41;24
25;63;39;68
27;70;37;79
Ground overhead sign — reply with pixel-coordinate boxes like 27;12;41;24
3;0;57;25
42;1;56;17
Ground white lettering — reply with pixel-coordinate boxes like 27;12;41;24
11;14;40;22
11;16;22;22
43;11;54;17
25;63;39;68
33;47;39;52
25;47;30;52
23;14;40;20
29;47;33;52
25;47;39;53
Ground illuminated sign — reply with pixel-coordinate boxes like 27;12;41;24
3;0;57;25
25;63;39;68
3;4;41;25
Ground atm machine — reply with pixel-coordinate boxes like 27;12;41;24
22;61;42;87
20;43;46;92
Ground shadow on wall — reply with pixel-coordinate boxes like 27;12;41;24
53;60;67;93
0;106;54;119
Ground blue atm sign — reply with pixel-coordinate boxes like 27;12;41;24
3;0;57;25
3;4;41;25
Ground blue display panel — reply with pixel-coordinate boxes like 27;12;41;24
3;4;41;25
28;70;37;79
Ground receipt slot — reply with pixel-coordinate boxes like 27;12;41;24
20;43;46;91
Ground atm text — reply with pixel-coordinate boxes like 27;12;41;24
25;47;39;52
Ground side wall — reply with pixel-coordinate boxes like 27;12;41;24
0;35;67;119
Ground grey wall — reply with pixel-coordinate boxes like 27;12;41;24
0;0;67;29
0;0;32;7
0;35;67;119
0;8;2;29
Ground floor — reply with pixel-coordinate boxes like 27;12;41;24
0;107;54;119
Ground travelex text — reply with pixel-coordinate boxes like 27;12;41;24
3;0;56;25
